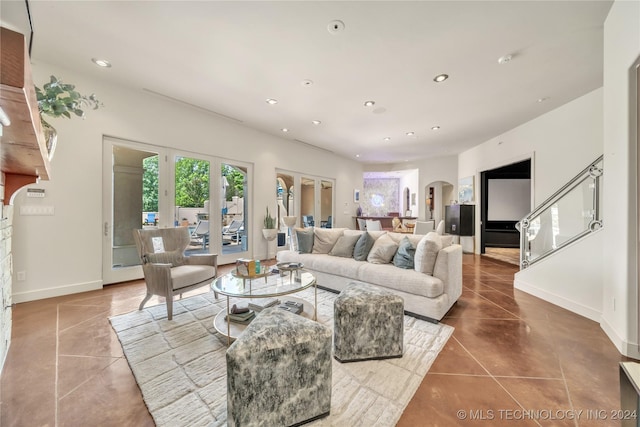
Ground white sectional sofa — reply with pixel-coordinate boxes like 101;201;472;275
276;227;462;322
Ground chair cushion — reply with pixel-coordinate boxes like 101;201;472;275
329;234;361;258
393;236;416;269
145;250;185;267
367;234;398;264
414;232;443;275
170;265;216;290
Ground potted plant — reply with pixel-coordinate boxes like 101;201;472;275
262;207;277;241
35;75;104;160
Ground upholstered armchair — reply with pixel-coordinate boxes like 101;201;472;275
133;227;218;320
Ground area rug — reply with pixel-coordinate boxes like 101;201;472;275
109;287;453;427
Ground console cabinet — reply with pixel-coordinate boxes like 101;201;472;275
445;204;475;236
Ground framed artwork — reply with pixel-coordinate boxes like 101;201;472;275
458;176;475;203
354;189;360;203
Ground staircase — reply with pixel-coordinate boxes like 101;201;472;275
518;155;603;269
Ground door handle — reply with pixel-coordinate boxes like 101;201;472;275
104;221;109;236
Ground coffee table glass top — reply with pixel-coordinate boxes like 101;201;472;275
212;269;315;298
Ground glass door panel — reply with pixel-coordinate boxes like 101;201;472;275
301;177;316;227
103;138;165;284
220;162;250;263
320;180;333;228
173;155;211;256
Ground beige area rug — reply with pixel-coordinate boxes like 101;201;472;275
109;287;453;427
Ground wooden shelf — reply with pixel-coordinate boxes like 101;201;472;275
1;26;51;202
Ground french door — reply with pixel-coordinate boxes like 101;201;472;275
102;137;251;284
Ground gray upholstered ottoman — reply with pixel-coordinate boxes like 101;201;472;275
334;282;404;362
226;307;332;427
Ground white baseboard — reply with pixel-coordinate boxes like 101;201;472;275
516;277;640;359
600;315;640;360
514;277;601;322
12;280;103;303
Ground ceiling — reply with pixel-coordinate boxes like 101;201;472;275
1;1;612;164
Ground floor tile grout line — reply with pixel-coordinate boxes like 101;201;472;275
57;358;122;402
58;309;114;334
557;362;579;427
450;332;547;427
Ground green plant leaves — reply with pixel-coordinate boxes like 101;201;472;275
35;75;103;120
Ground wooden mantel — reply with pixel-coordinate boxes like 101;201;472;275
0;26;51;202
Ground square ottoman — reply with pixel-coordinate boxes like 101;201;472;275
226;307;332;427
334;282;404;362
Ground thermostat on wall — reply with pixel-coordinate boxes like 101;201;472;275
26;188;46;198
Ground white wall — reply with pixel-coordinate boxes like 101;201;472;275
11;61;363;302
600;0;640;358
458;88;604;326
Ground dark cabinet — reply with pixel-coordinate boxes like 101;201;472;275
445;205;475;236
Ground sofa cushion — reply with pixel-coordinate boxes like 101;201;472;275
329;234;361;258
414;232;442;275
441;235;454;247
353;232;375;261
357;262;444;298
393;236;415;269
367;234;399;264
313;228;344;254
295;228;315;254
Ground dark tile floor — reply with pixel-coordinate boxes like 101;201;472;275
0;255;632;426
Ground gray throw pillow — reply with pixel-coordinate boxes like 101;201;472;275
295;227;315;254
353;232;375;261
329;234;360;258
393;236;416;269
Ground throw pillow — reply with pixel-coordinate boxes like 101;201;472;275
312;228;344;254
145;250;184;267
367;234;399;264
295;227;315;254
414;232;443;275
329;234;361;257
393;236;416;269
353;232;375;261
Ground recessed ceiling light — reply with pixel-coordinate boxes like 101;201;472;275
355;154;360;158
433;74;448;83
498;54;513;64
431;126;440;131
406;131;415;136
281;128;289;132
266;98;278;105
383;137;391;141
328;20;345;35
537;97;549;103
363;100;375;107
312;120;321;125
91;58;111;68
301;79;314;87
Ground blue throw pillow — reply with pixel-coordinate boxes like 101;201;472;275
393;236;416;269
353;232;374;261
295;228;314;254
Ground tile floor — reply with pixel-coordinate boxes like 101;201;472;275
0;254;633;426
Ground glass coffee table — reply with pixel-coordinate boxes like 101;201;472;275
211;267;317;345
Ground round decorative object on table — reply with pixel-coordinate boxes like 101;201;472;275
276;262;304;271
276;262;304;282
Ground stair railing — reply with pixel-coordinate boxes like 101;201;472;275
518;155;603;269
